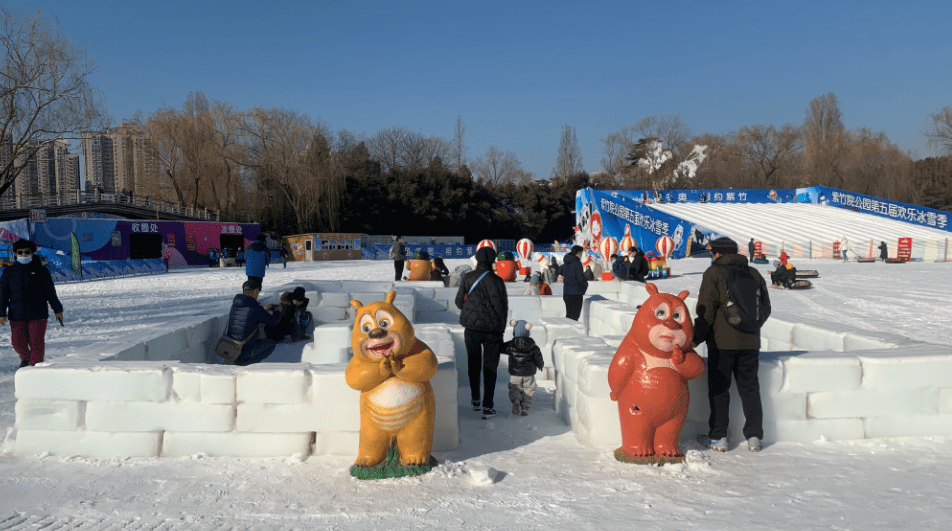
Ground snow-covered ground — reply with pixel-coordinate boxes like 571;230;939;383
648;201;952;257
1;255;951;530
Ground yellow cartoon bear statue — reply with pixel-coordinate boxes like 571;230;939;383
346;290;438;479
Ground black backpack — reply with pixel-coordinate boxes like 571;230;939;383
720;265;768;334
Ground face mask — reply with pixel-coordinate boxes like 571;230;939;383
17;256;32;264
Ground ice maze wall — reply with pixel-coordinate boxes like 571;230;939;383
13;278;952;458
557;283;952;447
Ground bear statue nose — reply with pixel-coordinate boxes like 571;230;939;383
368;328;387;339
664;320;681;330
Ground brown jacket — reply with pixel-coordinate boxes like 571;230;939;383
695;253;770;351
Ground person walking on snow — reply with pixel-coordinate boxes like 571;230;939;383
879;241;888;261
503;319;545;416
748;238;756;258
561;245;588;321
840;236;850;261
390;236;406;281
0;239;64;367
245;234;270;289
455;246;509;419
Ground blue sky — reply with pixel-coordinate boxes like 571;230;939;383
9;0;952;177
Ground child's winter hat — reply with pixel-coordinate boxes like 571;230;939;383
529;273;540;285
291;287;307;302
510;319;531;337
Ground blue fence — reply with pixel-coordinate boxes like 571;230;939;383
363;244;479;261
2;252;169;283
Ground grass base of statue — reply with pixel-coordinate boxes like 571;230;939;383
608;283;705;465
346;291;438;479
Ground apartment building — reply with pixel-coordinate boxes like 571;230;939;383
82;123;158;195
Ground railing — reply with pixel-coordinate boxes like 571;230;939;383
746;239;952;262
0;191;217;221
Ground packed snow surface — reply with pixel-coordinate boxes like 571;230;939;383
1;257;951;530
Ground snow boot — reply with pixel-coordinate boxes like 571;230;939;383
481;408;496;420
19;358;30;369
747;437;762;452
512;401;521;414
520;407;529;416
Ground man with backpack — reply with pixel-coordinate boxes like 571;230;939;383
694;237;771;452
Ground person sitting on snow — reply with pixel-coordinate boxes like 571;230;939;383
770;260;797;288
612;253;628;280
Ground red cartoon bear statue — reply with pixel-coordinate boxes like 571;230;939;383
494;251;518;282
608;283;705;465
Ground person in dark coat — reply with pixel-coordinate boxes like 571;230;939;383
561;245;588;321
455;246;509;419
430;256;450;284
770;260;797;288
226;280;281;365
503;319;545;415
628;249;649;282
264;287;312;342
0;239;64;367
748;238;756;259
583;264;595;281
879;241;888;261
695;237;771;452
245;234;269;289
612;253;628;280
390;236;407;281
279;245;289;268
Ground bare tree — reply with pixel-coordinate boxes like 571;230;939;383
365;126;451;173
0;8;106;197
471;146;526;185
451;114;467;173
926;106;952;156
144;106;187;205
803;92;847;186
733;124;801;187
600;126;639;179
634;115;691;157
552;124;583;180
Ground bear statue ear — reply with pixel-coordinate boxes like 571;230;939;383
525;323;532;331
646;283;658;296
510;319;517;327
678;290;690;301
385;290;397;304
350;300;364;310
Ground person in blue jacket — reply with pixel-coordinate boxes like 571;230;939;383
245;234;269;289
225;280;281;365
0;239;64;368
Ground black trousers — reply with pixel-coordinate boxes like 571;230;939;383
394;260;404;281
464;329;503;409
707;346;763;440
563;294;583;321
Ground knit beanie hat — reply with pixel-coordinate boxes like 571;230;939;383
708;237;738;255
291;287;307;302
12;239;37;252
529;273;540;285
510;319;531;338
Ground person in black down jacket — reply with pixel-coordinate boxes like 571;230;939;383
628;249;649;282
455;246;509;419
226;280;281;365
561;245;588;321
0;239;64;368
503;319;544;416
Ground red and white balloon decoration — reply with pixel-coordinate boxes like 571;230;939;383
655;235;675;257
516;238;533;261
477;239;496;251
598;236;619;264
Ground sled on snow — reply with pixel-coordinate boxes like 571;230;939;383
751;257;770;264
795;270;819;278
885;258;908;264
855;257;876;263
770;280;813;290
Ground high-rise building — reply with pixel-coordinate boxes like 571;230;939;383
82;123;158;195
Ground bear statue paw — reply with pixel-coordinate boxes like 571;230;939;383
614;447;656;465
